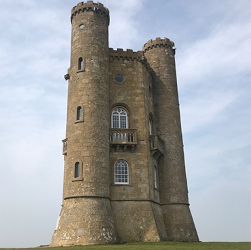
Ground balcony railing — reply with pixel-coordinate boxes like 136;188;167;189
62;138;67;155
110;128;137;152
149;135;164;158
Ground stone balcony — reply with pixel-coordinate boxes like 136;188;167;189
149;135;164;158
110;128;137;152
62;138;67;155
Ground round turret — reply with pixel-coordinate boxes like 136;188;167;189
50;1;117;246
143;37;199;241
143;37;175;53
65;0;110;199
71;1;109;24
69;1;109;73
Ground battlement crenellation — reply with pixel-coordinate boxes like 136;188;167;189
71;1;109;23
109;48;144;61
143;37;175;53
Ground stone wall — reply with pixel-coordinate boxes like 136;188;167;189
50;1;199;246
50;198;117;246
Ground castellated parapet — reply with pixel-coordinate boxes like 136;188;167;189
71;1;109;24
50;1;199;246
109;48;144;61
143;37;175;52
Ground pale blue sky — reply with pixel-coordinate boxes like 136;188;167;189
0;0;250;247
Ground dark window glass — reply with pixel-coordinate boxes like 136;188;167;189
78;57;83;70
114;74;124;83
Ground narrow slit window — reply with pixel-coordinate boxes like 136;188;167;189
75;162;80;178
149;118;153;135
77;106;82;120
78;57;83;70
153;166;158;189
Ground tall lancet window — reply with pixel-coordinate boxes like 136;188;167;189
77;106;82;120
78;57;83;70
149;118;153;135
74;162;80;178
111;108;128;128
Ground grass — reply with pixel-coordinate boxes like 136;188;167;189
1;242;251;250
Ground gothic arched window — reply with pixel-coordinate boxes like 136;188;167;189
111;108;128;128
114;160;129;184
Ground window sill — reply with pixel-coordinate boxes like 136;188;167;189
72;178;83;182
77;69;85;73
75;120;84;124
111;184;133;187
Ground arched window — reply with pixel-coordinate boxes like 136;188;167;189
78;57;83;70
111;108;128;128
114;160;129;184
77;106;82;120
74;162;80;178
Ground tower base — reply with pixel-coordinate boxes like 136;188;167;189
162;204;199;241
111;200;169;243
50;198;117;246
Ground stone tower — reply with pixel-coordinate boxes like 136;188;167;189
143;39;198;241
50;1;199;246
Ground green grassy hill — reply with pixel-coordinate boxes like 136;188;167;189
1;242;251;250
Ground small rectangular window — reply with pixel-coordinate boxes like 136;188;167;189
75;162;80;178
77;106;82;120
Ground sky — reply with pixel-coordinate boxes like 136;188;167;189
0;0;250;248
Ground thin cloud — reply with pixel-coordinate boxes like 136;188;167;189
181;91;238;133
109;0;146;49
178;21;251;86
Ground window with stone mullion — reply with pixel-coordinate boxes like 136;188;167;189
114;160;129;184
112;108;128;128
